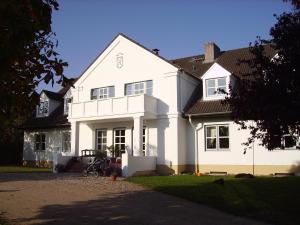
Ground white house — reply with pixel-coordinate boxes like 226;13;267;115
22;33;300;176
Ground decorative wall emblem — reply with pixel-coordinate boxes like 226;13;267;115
116;53;124;69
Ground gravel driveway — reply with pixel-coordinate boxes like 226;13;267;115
0;173;270;225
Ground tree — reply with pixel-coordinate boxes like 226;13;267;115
225;0;300;150
0;0;69;163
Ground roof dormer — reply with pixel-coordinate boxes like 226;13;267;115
201;63;231;101
36;90;62;117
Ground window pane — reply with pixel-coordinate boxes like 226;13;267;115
219;138;229;149
41;134;45;142
146;80;153;96
121;130;125;136
207;88;215;96
206;127;216;137
219;126;229;137
121;137;125;143
206;79;215;88
273;136;282;149
43;101;48;113
41;143;46;150
35;134;41;142
284;135;296;148
207;138;216;149
91;89;98;99
218;78;226;87
109;86;115;97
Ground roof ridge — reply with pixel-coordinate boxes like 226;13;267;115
171;54;204;61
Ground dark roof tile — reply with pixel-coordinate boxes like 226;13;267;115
21;104;70;130
186;99;231;116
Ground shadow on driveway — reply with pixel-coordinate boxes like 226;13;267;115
22;190;269;225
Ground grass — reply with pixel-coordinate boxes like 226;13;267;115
128;175;300;225
0;217;10;225
0;165;51;173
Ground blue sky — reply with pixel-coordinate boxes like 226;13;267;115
42;0;291;92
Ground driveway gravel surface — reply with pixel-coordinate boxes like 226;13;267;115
0;173;271;225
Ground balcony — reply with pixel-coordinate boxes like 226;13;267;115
68;94;158;121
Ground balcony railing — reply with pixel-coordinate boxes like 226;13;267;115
69;94;157;119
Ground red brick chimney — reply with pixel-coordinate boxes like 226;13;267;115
204;42;220;63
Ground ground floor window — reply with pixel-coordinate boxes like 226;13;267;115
114;129;125;157
274;134;298;150
205;125;229;151
34;134;46;151
62;132;71;152
96;129;107;151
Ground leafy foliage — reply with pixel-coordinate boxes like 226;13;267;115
0;0;69;163
225;0;300;150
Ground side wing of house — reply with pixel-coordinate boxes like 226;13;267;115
22;90;71;167
186;53;300;176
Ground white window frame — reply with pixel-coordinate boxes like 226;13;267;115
275;134;299;150
114;128;126;156
205;125;230;151
96;129;107;151
62;132;71;152
34;133;46;151
125;80;153;96
205;77;227;97
64;98;72;115
37;101;49;116
142;127;148;156
91;86;114;100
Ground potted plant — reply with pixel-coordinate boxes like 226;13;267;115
111;169;118;181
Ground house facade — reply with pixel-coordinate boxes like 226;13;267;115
22;34;300;175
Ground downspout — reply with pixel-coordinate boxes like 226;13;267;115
188;115;203;174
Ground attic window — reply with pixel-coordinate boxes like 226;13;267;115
37;101;49;116
206;77;227;97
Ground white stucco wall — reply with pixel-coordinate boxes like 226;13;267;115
70;34;182;116
23;128;72;162
188;118;300;168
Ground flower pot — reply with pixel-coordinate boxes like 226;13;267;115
111;175;117;181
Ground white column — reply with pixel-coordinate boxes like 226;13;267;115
71;121;79;156
133;116;143;156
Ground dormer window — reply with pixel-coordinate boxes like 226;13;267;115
37;101;49;116
206;77;227;97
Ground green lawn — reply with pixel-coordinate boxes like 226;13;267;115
0;166;51;173
128;175;300;225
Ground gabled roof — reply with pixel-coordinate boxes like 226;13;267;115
21;103;69;130
175;45;276;117
74;33;189;87
42;90;63;102
172;44;276;79
171;55;213;79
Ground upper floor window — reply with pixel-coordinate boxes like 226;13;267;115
91;86;115;100
64;98;72;115
35;133;46;151
125;80;153;96
37;101;49;116
205;125;229;151
206;77;227;97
